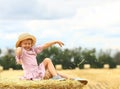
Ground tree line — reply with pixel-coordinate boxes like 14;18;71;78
0;46;120;70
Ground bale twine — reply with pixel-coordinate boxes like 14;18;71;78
104;64;109;69
84;64;90;69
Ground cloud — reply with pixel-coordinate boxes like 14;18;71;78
0;0;76;20
0;0;120;51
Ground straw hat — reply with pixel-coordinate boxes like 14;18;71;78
16;33;36;48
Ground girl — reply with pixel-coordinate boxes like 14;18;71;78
15;33;88;85
15;33;67;80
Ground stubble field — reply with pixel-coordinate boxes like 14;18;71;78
0;68;120;89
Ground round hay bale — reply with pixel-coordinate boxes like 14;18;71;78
0;66;3;72
9;68;13;71
75;67;79;70
116;65;120;68
0;70;85;89
84;64;90;69
104;64;109;69
55;64;62;70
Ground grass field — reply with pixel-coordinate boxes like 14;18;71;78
0;69;120;89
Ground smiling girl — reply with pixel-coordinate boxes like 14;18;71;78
15;33;88;85
15;33;66;80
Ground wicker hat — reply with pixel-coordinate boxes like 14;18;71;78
16;33;36;48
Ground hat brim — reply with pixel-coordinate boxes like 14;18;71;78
16;35;36;48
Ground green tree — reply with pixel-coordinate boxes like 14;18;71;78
79;48;98;68
0;48;22;70
98;49;116;68
113;51;120;65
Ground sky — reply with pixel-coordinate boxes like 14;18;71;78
0;0;120;52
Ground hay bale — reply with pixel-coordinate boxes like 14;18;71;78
104;64;109;69
75;67;79;70
0;66;3;72
9;68;13;71
55;64;62;70
84;64;90;69
116;65;120;68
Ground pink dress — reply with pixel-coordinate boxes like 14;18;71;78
16;46;45;80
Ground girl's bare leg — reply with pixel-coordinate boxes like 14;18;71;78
42;58;70;79
42;58;58;77
57;72;69;79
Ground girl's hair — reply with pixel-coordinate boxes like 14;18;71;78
19;38;33;47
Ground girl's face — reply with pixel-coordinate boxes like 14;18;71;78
20;39;33;51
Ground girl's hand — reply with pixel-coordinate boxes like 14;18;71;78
16;47;22;64
17;60;22;65
42;41;64;49
56;41;64;47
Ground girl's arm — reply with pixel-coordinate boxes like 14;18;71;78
15;47;22;64
42;41;64;49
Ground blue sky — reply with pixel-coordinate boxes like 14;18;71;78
0;0;120;52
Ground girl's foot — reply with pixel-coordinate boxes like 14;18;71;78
51;75;66;81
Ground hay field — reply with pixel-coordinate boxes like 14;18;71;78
60;69;120;89
0;69;120;89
